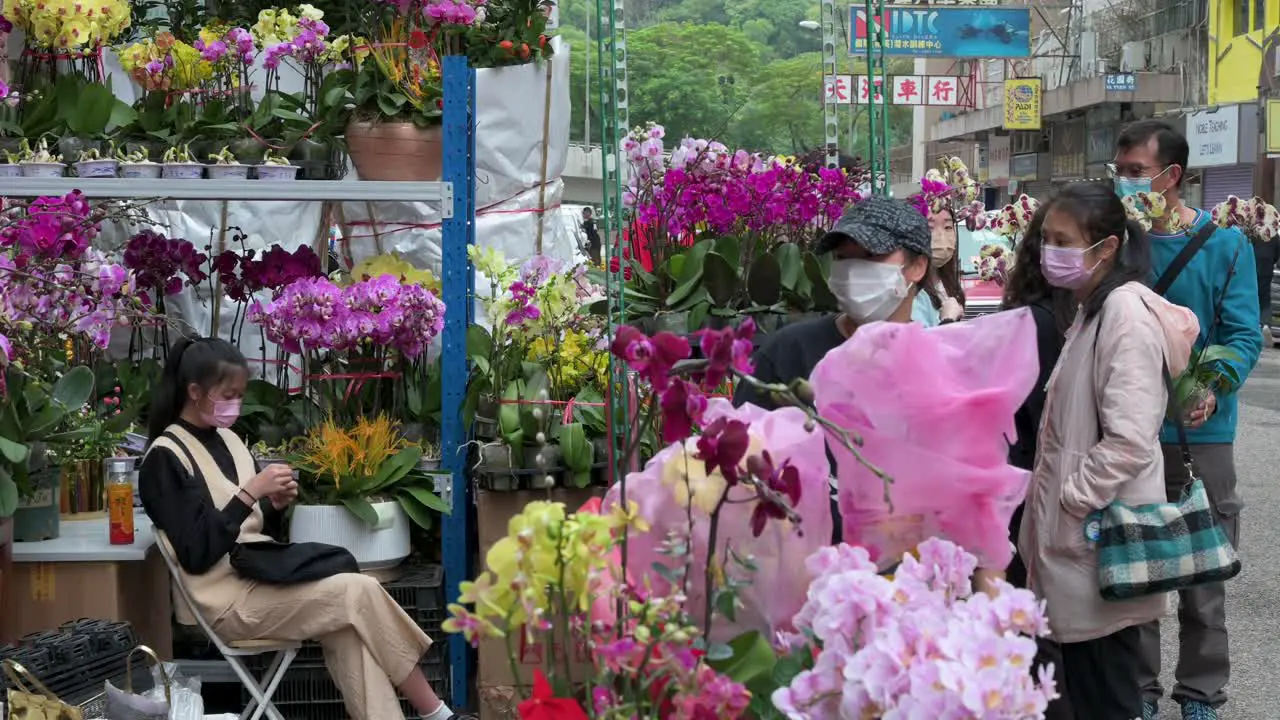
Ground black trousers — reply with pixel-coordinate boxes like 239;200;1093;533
1059;625;1144;719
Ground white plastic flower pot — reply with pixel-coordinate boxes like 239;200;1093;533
206;164;251;180
19;162;65;178
120;163;162;179
288;501;410;570
0;165;20;177
162;163;205;180
75;159;119;178
256;164;300;181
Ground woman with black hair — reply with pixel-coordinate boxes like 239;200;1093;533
1018;183;1199;719
910;205;966;326
139;338;458;720
1000;203;1076;587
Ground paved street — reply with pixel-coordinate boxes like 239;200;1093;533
1152;346;1280;719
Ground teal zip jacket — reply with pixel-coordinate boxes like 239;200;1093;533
1148;209;1261;444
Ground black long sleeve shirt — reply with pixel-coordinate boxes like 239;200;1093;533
1009;300;1064;473
139;420;284;575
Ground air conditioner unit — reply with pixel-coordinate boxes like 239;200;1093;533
1121;41;1146;71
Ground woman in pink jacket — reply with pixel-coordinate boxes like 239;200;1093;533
1018;183;1199;719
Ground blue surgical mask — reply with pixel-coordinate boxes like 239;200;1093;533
1114;176;1152;199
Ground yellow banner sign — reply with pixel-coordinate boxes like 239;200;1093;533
1267;99;1280;154
1003;78;1042;131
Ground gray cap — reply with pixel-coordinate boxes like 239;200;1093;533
816;195;932;256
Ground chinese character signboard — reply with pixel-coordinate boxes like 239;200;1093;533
1185;105;1240;168
1002;78;1041;130
852;7;1031;58
855;75;887;104
988;135;1011;182
825;74;853;104
827;75;964;106
1104;73;1135;92
1010;153;1038;182
1051;119;1086;180
889;76;961;105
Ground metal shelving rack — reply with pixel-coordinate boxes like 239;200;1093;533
0;56;478;710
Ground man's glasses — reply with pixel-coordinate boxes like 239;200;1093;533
1106;162;1170;180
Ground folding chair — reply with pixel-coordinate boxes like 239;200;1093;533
155;533;301;720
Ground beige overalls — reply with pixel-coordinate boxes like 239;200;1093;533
150;425;431;720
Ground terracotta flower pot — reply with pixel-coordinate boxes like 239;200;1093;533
345;119;442;181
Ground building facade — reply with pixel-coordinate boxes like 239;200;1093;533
924;0;1208;204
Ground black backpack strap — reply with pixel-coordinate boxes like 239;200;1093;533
1152;221;1216;296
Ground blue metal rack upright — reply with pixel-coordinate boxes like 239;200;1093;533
440;55;478;709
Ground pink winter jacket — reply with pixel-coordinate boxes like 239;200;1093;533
1018;282;1199;644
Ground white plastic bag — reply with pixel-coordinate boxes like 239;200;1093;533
152;663;201;720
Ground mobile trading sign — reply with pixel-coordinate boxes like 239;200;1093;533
851;6;1033;58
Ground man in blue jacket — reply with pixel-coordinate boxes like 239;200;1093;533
1113;121;1262;720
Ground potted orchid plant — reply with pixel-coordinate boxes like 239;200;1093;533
257;150;299;180
117;146;161;178
18;137;65;177
161;143;204;179
614;124;862;335
206;146;251;180
446;310;1060;718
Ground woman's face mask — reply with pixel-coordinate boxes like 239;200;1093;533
929;218;957;268
1040;240;1106;290
827;258;910;323
199;397;243;428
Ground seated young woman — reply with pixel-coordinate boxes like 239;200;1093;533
139;337;458;720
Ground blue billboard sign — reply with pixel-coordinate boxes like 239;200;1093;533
851;6;1032;58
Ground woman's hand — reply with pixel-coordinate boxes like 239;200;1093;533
245;464;294;504
269;478;299;511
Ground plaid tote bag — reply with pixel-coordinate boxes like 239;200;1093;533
1089;364;1242;601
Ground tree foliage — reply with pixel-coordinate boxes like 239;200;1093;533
559;0;916;155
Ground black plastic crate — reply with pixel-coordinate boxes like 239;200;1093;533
58;619;138;659
245;661;448;720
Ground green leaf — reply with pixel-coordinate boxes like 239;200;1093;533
0;466;16;517
714;588;739;622
559;423;593;472
52;366;94;409
747;252;784;306
0;437;28;465
687;300;711;334
498;380;523;443
704;631;777;687
715;236;742;267
401;483;451;513
703;251;740;307
774;243;804;290
666;267;705;309
704;642;734;662
466;324;494;360
572;388;607;433
519;369;551;439
370;446;423;492
341;496;379;525
396;490;436;530
804;253;839;311
570;470;592;488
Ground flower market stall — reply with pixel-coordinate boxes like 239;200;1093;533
0;6;487;707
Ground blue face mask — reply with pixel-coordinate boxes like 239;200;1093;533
1114;176;1152;199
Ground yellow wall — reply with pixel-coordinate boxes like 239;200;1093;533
1208;0;1277;105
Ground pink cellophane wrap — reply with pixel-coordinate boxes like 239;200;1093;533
603;399;832;641
811;308;1039;570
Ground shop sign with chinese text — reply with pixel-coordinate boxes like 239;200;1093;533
825;74;963;106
